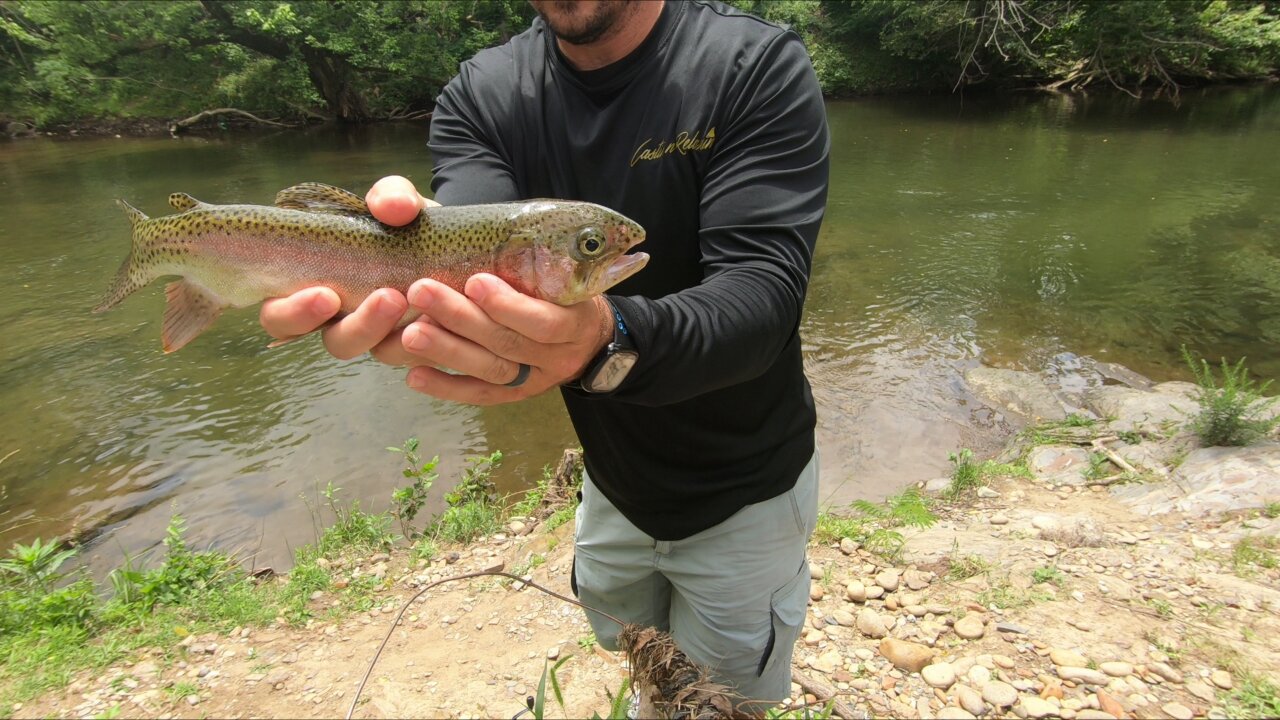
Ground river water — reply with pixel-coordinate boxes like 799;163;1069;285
1;88;1277;572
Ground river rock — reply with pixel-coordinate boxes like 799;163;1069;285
1162;701;1194;720
1083;383;1198;435
1210;670;1233;689
845;581;867;602
1058;667;1110;686
923;662;957;689
1095;690;1126;718
936;707;976;720
1100;661;1134;677
1186;680;1216;702
865;585;885;600
856;608;888;638
904;569;932;590
1028;446;1093;486
1115;443;1280;517
1020;695;1059;718
840;537;859;555
875;570;900;592
879;638;935;672
1076;711;1120;720
982;681;1018;708
832;609;855;627
1148;662;1184;684
808;648;843;674
954;613;986;640
810;583;824;601
1050;648;1088;668
965;367;1068;422
956;684;986;715
990;513;1010;525
967;665;992;687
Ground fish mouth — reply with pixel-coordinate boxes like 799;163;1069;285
601;251;649;289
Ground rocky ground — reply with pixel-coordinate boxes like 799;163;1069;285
12;362;1280;719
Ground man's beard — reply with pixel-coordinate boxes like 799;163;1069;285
537;1;636;46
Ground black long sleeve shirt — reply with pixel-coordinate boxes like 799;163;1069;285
428;1;830;540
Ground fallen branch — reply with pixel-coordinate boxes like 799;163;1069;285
169;108;296;135
790;669;863;720
1090;436;1139;475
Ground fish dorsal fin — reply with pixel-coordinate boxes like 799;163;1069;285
274;183;369;216
162;280;224;353
169;193;203;212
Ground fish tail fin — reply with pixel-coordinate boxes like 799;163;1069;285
93;200;155;313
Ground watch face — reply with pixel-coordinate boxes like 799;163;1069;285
585;350;639;393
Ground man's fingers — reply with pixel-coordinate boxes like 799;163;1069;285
464;274;580;344
401;321;525;385
366;175;430;226
261;287;342;340
319;289;408;360
405;366;530;406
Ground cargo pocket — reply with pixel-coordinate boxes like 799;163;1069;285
757;562;809;678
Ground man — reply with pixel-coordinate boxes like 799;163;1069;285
261;0;829;709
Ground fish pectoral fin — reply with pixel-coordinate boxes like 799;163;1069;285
274;183;369;216
162;280;224;353
168;193;203;212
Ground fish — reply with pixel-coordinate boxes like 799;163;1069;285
93;182;648;352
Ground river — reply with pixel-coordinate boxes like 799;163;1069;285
1;87;1277;572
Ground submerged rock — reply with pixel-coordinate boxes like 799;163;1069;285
965;367;1068;424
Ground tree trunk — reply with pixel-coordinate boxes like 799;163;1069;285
301;48;369;123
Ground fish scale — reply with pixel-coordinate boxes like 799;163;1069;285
95;182;647;353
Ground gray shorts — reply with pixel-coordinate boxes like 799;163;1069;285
572;453;819;708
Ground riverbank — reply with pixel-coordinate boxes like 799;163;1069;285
3;360;1278;719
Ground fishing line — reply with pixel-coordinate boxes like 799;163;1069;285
345;569;625;720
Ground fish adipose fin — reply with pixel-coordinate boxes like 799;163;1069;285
274;183;369;216
162;280;224;353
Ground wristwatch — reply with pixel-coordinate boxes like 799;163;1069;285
577;301;639;394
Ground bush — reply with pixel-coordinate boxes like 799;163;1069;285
1182;346;1279;447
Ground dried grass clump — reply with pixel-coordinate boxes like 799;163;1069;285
617;624;750;719
1039;519;1106;548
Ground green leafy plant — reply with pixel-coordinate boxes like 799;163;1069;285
947;554;993;580
1031;565;1066;586
1225;672;1280;719
1182;345;1279;447
946;448;982;497
1262;502;1279;519
387;438;439;537
1232;536;1278;576
0;537;77;592
446;451;503;507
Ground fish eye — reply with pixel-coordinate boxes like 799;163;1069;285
577;228;605;257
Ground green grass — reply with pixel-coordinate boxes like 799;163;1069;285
816;490;937;563
1031;565;1066;587
976;580;1051;610
1225;672;1280;719
1232;536;1278;576
1263;502;1280;519
947;554;992;580
812;512;866;545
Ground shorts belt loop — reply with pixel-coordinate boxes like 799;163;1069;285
654;540;672;555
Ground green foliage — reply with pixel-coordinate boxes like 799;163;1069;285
1182;346;1279;446
1225;671;1280;719
106;516;238;611
818;489;937;562
1031;564;1066;586
946;448;982;497
1264;502;1280;519
947;554;993;580
0;536;77;592
388;438;438;538
1232;536;1278;576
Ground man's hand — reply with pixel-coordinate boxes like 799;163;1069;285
375;274;614;406
258;175;432;359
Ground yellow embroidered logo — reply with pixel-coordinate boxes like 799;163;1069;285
629;128;717;167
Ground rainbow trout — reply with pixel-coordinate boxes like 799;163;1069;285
94;182;648;352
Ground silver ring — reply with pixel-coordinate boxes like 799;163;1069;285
504;363;531;388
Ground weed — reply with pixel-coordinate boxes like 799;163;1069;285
433;500;502;545
387;438;438;538
976;580;1049;610
947;554;992;580
310;483;396;557
165;680;199;703
577;632;597;650
1224;671;1280;718
1264;502;1280;519
600;676;632;720
1147;598;1174;618
1116;430;1143;444
1031;565;1066;586
94;705;123;720
812;512;865;545
1084;452;1111;481
545;505;576;532
412;538;438;563
1143;630;1183;664
1241;626;1258;642
0;537;77;593
1181;345;1279;447
1231;536;1278;576
946;448;982;497
766;701;836;719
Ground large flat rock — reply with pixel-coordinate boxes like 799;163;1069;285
1083;382;1199;434
965;367;1068;424
1112;442;1280;516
